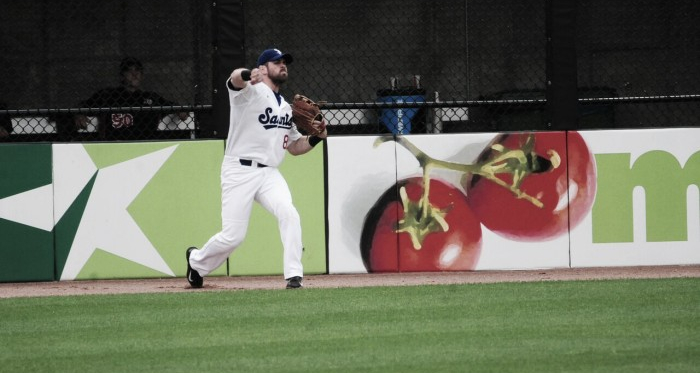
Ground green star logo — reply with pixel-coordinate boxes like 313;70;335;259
0;141;224;281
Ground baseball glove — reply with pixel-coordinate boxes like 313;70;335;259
291;94;326;136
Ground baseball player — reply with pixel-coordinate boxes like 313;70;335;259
186;48;327;289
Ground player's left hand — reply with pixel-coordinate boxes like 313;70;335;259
315;120;328;138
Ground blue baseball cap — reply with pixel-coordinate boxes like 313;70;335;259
256;48;293;66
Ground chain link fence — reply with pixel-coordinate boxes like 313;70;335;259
577;0;700;129
243;0;547;135
1;0;698;142
0;0;211;142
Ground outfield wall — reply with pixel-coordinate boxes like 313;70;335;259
1;128;699;282
0;140;326;282
327;128;700;273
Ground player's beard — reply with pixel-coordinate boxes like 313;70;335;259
269;71;288;86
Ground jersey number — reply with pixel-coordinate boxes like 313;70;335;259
283;135;289;149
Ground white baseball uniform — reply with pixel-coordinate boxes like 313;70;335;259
189;78;304;280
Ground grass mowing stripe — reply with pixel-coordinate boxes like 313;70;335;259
0;278;698;373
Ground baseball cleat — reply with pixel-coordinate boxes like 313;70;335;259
186;247;203;288
285;276;303;289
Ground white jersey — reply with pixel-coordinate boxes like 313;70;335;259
225;79;302;167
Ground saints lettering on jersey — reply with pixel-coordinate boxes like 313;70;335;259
258;107;293;130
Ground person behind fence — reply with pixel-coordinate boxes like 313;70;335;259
0;102;11;141
73;57;188;140
185;48;327;290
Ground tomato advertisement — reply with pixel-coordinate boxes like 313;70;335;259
327;132;592;273
327;128;700;274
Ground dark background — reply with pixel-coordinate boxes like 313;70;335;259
1;0;698;141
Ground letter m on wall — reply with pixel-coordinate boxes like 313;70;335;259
592;151;700;243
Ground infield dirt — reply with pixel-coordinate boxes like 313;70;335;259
1;265;699;298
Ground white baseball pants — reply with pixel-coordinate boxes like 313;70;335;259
189;156;303;279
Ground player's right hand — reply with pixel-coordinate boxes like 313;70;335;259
249;68;263;84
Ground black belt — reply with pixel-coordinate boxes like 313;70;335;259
239;159;267;168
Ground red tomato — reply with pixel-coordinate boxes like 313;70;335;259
464;131;596;241
360;177;482;272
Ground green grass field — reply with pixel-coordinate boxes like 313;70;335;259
1;278;699;373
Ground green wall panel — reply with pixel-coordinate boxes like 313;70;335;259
53;141;225;280
0;144;54;282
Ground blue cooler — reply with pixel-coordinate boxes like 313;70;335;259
377;88;426;134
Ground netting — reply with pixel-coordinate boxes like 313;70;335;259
576;0;700;128
0;0;211;142
242;0;547;135
1;0;698;142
